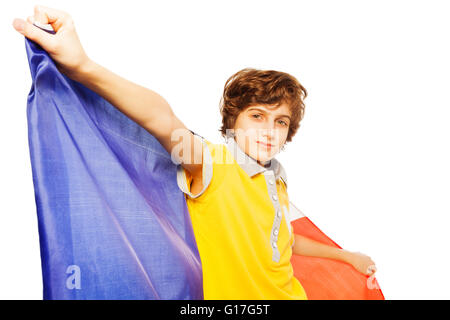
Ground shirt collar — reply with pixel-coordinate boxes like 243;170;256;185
225;136;288;186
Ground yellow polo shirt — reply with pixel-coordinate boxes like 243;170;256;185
176;132;308;300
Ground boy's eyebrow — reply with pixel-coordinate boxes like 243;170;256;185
247;107;291;121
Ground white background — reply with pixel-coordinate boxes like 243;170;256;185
2;0;449;299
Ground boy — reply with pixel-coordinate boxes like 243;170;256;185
13;5;377;299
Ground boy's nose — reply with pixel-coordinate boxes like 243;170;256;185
259;127;276;140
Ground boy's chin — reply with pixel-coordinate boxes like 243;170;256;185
249;151;275;164
247;144;279;163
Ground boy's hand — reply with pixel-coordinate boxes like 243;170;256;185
346;251;377;276
12;5;91;80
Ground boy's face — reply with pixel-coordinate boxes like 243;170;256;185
231;103;291;166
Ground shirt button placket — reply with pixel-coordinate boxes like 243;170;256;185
264;170;282;263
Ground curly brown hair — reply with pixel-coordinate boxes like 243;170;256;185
219;68;307;143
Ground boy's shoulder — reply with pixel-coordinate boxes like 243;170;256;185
188;130;234;166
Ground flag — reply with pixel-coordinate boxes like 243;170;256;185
289;202;384;299
25;37;203;299
24;34;384;300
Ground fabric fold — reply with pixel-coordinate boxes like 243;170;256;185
25;37;203;299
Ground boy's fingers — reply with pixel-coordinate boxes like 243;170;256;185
35;5;70;22
12;18;26;33
34;5;71;32
26;16;35;24
34;5;48;24
13;18;54;50
367;264;377;275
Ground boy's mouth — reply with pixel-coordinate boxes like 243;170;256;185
256;141;274;149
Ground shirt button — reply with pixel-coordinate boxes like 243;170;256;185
273;229;279;236
277;210;282;218
272;194;278;201
272;241;277;248
269;179;274;185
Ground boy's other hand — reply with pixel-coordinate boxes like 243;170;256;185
346;251;377;276
12;5;91;80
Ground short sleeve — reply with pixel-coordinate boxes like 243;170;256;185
176;130;213;199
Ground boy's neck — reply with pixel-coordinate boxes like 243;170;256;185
258;159;272;168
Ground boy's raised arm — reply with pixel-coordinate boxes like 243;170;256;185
13;5;204;180
69;58;205;174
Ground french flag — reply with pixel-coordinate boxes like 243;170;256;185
24;33;384;300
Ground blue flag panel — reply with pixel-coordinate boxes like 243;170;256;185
25;37;203;300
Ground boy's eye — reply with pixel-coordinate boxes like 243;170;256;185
252;114;288;126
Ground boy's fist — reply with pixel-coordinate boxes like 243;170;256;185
12;5;91;80
347;251;377;276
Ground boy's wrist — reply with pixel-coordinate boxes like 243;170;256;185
338;249;354;264
72;57;96;82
